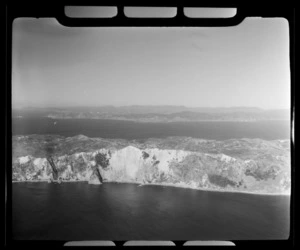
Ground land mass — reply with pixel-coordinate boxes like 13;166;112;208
12;135;291;195
12;106;290;122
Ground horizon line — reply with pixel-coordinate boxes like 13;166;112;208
12;104;290;111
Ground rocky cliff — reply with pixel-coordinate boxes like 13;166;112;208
12;135;291;194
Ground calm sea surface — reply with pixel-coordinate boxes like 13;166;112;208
12;118;290;140
12;182;290;240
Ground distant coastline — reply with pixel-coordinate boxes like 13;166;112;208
12;105;290;123
45;116;290;123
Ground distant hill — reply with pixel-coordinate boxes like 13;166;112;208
12;106;290;122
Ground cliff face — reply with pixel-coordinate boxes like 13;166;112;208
12;135;291;194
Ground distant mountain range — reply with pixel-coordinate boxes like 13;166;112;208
12;106;290;122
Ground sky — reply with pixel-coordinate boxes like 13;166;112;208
12;16;290;109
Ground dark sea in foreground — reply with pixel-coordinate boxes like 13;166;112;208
12;183;290;240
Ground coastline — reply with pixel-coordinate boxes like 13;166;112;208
45;116;289;123
140;182;291;196
12;180;291;196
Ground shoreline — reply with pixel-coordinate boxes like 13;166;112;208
12;180;291;196
141;182;291;196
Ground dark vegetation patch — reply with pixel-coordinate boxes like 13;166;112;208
72;155;86;172
245;163;280;181
208;174;236;187
153;160;160;166
142;151;150;159
170;161;202;184
95;152;109;169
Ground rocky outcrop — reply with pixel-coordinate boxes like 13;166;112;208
12;135;291;194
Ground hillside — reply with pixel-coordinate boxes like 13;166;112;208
12;135;291;194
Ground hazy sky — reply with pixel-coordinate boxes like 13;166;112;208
12;17;290;109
